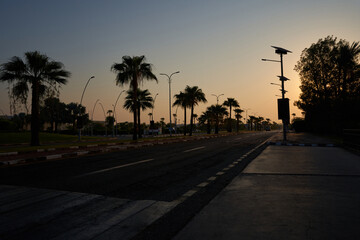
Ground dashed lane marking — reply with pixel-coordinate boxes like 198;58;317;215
183;146;206;153
75;158;155;178
197;182;209;188
208;176;217;181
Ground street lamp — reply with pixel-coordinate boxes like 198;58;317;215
91;99;100;136
262;46;292;142
78;76;95;141
98;102;107;136
113;90;125;137
152;93;159;121
211;93;224;105
160;71;180;136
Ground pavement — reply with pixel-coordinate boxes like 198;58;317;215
174;133;360;240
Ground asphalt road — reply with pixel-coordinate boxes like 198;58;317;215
0;132;275;203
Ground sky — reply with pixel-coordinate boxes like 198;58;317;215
1;0;359;124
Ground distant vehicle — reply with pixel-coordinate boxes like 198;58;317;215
265;126;271;131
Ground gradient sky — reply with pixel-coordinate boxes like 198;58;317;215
1;0;359;124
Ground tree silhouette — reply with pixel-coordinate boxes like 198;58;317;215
0;51;70;145
124;89;153;138
111;56;157;140
184;86;207;136
223;98;239;132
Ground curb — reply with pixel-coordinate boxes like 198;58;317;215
268;142;336;147
0;133;234;166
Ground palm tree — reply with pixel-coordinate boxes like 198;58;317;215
199;110;212;134
0;51;70;145
234;108;244;132
184;86;207;136
111;56;157;140
248;115;256;131
124;89;153;138
173;91;189;136
207;104;228;134
223;98;239;132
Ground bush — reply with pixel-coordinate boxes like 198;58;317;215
0;119;18;131
292;118;307;132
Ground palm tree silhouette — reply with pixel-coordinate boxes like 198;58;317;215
234;108;244;132
0;51;70;145
207;104;228;134
111;56;157;140
124;89;153;138
173;91;189;136
223;98;239;132
184;86;207;136
199;110;213;134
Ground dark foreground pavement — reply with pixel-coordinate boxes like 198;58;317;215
174;135;360;240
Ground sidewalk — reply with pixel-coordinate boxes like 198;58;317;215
174;133;360;240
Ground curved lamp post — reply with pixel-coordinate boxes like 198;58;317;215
212;93;224;105
113;90;125;137
160;71;180;136
151;93;159;121
91;99;100;136
98;102;107;136
78;76;95;141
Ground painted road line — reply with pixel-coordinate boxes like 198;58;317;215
183;146;205;153
182;189;198;197
46;154;62;160
216;171;225;176
197;182;209;188
208;176;217;181
76;159;155;178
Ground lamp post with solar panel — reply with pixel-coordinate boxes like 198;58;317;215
262;46;292;142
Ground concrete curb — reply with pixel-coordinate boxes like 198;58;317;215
268;142;336;147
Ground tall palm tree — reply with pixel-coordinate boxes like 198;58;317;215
184;86;207;136
223;98;239;132
207;104;228;134
0;51;70;145
234;108;244;132
124;89;153;138
173;91;189;136
111;55;157;140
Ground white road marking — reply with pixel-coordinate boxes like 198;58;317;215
183;146;205;153
208;176;217;181
76;158;154;178
197;182;209;188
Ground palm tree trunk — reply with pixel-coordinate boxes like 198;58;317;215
229;105;232;132
31;80;40;146
138;106;142;138
184;108;187;136
207;119;211;134
215;117;219;134
132;75;138;140
189;105;194;136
